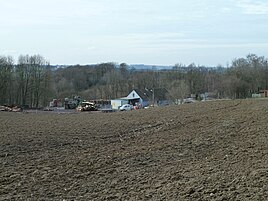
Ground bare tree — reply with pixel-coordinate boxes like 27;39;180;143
0;56;14;105
168;80;190;103
15;55;51;108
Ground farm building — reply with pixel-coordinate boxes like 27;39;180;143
111;89;149;110
126;89;151;107
111;99;129;110
252;90;268;98
259;90;268;98
111;88;169;110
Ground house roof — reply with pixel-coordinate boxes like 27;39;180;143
133;89;151;101
120;97;138;100
133;88;168;101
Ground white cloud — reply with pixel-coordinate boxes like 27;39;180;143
236;0;268;15
1;49;18;54
1;0;268;66
221;7;233;14
0;0;108;27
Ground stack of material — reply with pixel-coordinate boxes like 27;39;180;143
0;105;22;112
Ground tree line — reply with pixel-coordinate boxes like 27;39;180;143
0;55;52;108
1;54;268;108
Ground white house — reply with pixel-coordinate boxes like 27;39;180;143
111;89;151;110
126;89;150;108
111;88;169;110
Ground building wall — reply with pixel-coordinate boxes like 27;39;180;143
259;90;268;98
111;99;128;110
127;90;141;99
252;93;261;98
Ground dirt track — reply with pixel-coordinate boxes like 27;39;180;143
1;99;268;200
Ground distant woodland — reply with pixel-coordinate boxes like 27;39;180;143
1;54;268;108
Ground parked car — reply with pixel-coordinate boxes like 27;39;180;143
119;104;133;111
184;98;195;103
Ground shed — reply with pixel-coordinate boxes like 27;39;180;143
259;90;268;98
111;99;128;110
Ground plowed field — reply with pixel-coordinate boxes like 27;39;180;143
1;99;268;200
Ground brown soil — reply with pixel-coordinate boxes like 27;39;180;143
0;99;268;200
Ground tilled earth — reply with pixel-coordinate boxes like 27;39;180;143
0;99;268;200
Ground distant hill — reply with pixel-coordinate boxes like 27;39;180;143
129;64;174;71
50;63;226;73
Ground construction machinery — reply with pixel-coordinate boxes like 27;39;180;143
76;101;98;111
64;96;83;109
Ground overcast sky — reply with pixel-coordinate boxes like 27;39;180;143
1;0;268;66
